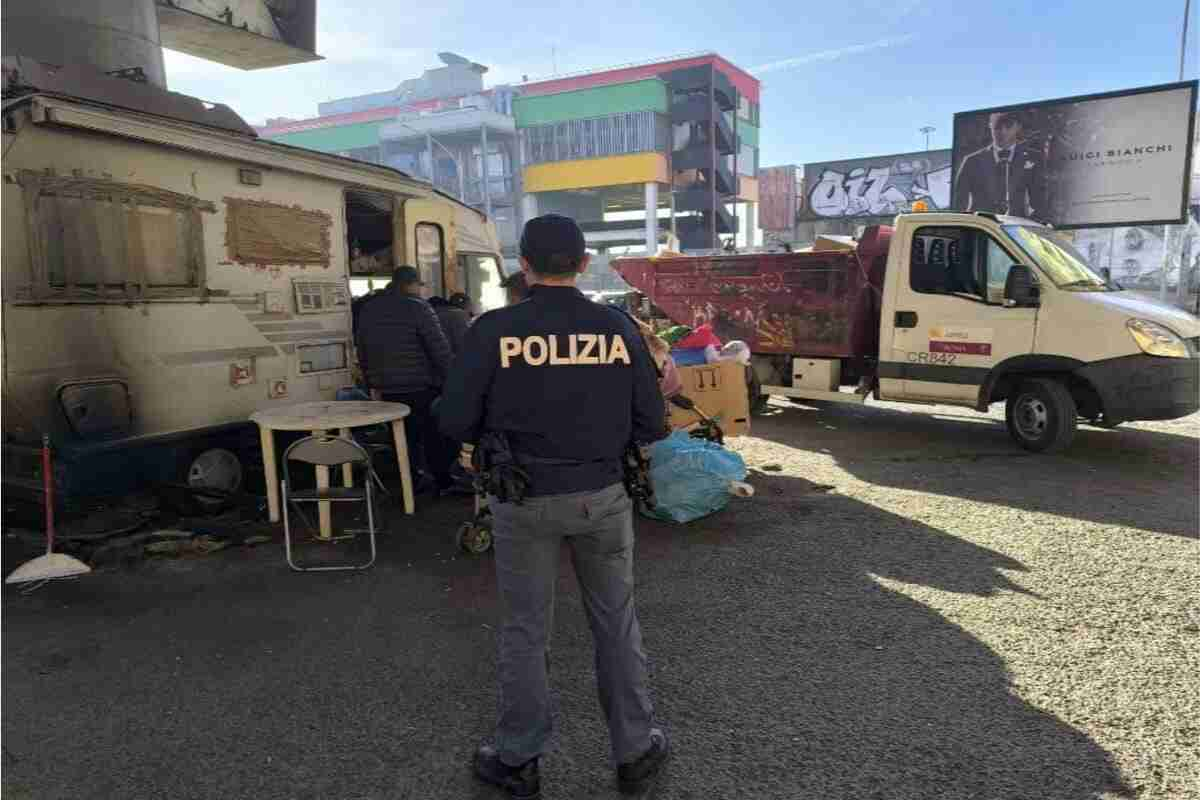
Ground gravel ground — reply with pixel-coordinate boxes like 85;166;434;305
3;399;1197;800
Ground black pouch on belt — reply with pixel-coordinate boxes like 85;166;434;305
474;432;532;504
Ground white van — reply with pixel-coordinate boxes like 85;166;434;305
614;211;1200;452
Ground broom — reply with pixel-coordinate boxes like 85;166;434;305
5;435;91;585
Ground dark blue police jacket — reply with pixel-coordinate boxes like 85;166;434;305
438;284;666;496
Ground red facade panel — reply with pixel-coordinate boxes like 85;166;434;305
521;54;760;103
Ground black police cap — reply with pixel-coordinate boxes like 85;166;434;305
520;214;585;267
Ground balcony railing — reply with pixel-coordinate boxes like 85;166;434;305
521;111;669;165
464;177;517;206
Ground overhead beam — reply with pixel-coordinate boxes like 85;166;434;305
156;0;320;70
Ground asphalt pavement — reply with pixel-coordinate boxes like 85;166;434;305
3;399;1197;800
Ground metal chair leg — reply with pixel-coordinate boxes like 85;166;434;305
363;478;377;569
283;481;302;573
282;477;378;572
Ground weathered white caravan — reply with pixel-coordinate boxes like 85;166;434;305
1;62;504;503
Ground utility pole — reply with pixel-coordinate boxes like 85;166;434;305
920;126;936;151
1164;0;1192;303
1181;0;1192;80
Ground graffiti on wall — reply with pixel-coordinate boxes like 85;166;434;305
801;150;952;221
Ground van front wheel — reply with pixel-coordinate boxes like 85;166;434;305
1005;378;1077;453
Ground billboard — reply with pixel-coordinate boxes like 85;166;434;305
800;149;953;222
951;81;1197;229
758;165;800;232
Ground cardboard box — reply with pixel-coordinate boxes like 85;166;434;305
668;360;751;437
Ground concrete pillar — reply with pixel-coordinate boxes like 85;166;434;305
644;182;659;255
481;123;493;217
3;0;166;87
521;193;538;224
456;145;466;203
744;201;757;248
425;134;435;187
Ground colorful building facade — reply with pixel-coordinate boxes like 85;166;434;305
257;54;522;257
515;53;761;258
256;51;762;282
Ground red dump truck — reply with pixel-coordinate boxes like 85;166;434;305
613;212;1200;453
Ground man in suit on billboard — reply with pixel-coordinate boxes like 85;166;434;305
955;111;1047;219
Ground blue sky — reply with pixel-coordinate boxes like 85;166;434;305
165;0;1197;168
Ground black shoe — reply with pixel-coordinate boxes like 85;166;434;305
473;744;541;799
617;728;670;795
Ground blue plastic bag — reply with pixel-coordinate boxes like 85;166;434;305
642;431;747;524
669;347;709;367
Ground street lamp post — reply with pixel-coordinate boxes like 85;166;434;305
1164;0;1192;302
1180;0;1192;81
920;126;936;151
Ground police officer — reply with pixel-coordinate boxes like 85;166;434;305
439;214;670;798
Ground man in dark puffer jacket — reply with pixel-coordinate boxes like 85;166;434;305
429;295;472;355
356;265;454;491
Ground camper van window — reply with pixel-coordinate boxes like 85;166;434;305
350;278;389;298
345;190;395;276
296;342;348;374
138;207;195;286
416;222;446;296
458;254;505;312
35;186;209;299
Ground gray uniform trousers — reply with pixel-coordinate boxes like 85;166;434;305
490;481;654;766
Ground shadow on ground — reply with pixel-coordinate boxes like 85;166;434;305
751;400;1198;538
2;470;1132;799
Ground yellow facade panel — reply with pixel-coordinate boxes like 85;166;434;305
523;153;668;193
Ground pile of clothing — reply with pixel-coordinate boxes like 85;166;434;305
658;324;753;368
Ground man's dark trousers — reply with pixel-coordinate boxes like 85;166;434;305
489;482;654;767
382;389;455;487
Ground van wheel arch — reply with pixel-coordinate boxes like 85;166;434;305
978;356;1087;409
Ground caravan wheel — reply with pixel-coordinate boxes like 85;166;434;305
185;448;244;508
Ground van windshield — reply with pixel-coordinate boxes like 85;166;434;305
1003;225;1113;291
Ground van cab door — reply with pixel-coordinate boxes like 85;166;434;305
879;221;1037;405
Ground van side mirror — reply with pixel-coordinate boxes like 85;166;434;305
1004;265;1040;307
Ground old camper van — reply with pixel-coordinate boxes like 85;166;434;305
1;61;504;504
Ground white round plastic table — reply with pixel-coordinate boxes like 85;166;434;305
250;401;414;539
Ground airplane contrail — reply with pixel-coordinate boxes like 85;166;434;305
751;34;918;75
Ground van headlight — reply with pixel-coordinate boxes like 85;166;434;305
1126;319;1189;358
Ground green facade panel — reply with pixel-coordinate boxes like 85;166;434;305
515;79;668;128
738;121;759;148
264;120;385;152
